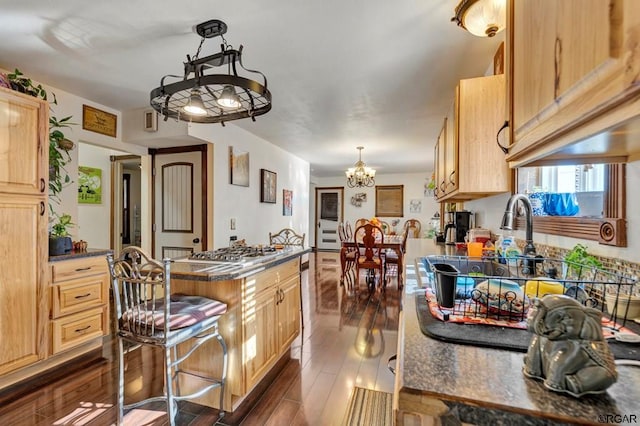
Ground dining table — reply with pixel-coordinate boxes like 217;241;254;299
340;234;405;290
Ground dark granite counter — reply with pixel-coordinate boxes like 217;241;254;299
399;240;640;425
49;248;112;262
170;247;311;281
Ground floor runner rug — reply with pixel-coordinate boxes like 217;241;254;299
341;386;392;426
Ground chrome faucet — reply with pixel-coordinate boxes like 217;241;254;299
500;193;536;256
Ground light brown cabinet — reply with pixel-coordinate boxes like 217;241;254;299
0;194;48;375
243;262;301;391
507;0;640;166
172;257;301;412
0;88;48;196
435;74;510;201
49;256;109;354
0;88;48;377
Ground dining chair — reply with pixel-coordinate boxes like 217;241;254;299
354;223;385;292
404;219;422;238
384;229;408;290
344;220;353;241
107;246;228;426
338;222;357;288
355;218;369;229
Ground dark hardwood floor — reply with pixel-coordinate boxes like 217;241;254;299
0;252;401;425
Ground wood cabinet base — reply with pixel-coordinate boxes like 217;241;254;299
0;337;104;393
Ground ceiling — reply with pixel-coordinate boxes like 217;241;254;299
0;0;503;177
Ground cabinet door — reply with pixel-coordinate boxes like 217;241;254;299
243;286;278;391
434;122;445;200
277;276;301;354
444;99;457;195
512;0;557;135
0;89;48;196
510;0;640;162
0;194;48;374
457;74;509;195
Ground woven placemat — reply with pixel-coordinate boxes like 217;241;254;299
341;386;392;426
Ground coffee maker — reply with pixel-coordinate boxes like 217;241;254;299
444;211;472;244
453;211;472;243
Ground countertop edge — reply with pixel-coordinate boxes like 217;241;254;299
49;248;112;262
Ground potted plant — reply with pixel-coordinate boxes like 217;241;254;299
49;213;74;256
563;243;602;278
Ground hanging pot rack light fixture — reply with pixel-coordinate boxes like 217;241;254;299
150;19;272;125
451;0;506;38
346;146;376;188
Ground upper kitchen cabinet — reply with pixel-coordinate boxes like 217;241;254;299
436;74;510;202
0;87;48;196
507;0;640;166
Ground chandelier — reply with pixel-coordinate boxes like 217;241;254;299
346;146;376;188
451;0;506;38
150;19;272;125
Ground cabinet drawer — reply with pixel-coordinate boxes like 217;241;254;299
51;256;108;283
51;307;106;354
51;274;108;318
276;258;299;282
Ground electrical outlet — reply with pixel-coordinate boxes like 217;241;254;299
230;218;236;230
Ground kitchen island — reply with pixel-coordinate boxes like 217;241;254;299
168;246;309;413
396;241;640;425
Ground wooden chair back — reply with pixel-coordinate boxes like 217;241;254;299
269;228;305;247
404;219;422;238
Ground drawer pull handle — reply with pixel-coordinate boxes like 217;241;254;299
75;293;92;299
75;267;92;272
75;325;92;333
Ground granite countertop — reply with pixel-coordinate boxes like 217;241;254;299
170;247;311;281
400;240;640;425
49;248;112;262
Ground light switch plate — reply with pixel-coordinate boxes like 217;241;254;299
230;218;236;230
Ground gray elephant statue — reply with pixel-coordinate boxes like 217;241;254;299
523;294;617;397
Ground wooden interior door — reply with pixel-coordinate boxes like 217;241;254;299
152;145;207;259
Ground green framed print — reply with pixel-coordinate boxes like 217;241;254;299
78;166;102;204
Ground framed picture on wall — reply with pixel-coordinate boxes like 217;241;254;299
375;185;403;217
78;166;103;204
260;169;277;203
283;189;293;216
229;146;250;186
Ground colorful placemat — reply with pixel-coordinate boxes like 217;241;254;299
416;291;640;360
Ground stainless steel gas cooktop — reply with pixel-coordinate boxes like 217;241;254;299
189;245;277;262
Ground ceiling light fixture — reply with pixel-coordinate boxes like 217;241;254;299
451;0;506;38
346;146;376;188
150;19;272;125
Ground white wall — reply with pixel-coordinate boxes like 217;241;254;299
188;123;310;249
466;159;640;263
310;172;438;246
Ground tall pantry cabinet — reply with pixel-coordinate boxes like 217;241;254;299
0;87;49;375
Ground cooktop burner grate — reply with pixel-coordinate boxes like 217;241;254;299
190;246;277;262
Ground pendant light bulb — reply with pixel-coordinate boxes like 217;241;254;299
217;85;242;109
183;88;207;116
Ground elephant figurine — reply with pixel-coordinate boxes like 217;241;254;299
523;294;617;397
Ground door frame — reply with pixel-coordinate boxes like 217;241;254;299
150;144;209;259
110;154;141;258
314;186;344;249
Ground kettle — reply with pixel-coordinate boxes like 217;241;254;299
444;223;456;245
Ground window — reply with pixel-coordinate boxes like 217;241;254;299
515;164;626;247
517;164;605;218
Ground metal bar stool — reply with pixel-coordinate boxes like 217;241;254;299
107;246;228;425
